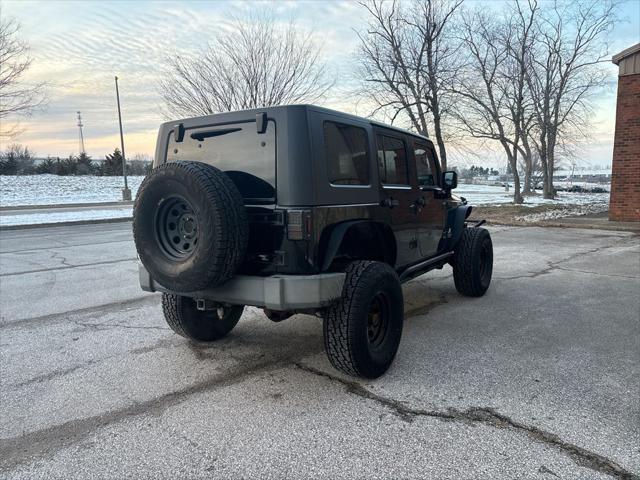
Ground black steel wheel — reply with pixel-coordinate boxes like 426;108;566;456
452;227;493;297
155;196;199;259
323;261;404;379
367;292;391;349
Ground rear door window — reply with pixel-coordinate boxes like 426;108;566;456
324;121;370;186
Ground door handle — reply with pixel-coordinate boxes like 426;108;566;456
410;196;426;213
380;198;400;209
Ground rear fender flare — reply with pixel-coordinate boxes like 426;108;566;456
319;220;396;271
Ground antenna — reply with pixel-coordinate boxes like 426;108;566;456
77;111;85;155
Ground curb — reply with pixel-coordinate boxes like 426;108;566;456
485;219;640;233
0;217;133;231
0;201;134;212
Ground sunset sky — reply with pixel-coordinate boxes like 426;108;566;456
1;0;639;168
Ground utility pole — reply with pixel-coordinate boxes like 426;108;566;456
77;111;85;155
115;76;131;201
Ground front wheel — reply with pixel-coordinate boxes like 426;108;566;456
452;227;493;297
323;261;404;379
162;293;243;342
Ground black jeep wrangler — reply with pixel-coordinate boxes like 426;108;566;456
134;105;492;379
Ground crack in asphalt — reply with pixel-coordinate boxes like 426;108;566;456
1;257;138;277
70;320;169;332
0;342;327;471
495;237;639;281
0;238;131;254
14;364;86;388
0;360;284;471
294;363;639;480
554;266;638;279
8;338;183;392
0;296;158;330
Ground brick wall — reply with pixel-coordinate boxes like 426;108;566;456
609;73;640;222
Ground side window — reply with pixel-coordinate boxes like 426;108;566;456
324;121;370;185
376;135;409;185
415;143;435;187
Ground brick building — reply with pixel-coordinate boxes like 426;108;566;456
610;44;640;222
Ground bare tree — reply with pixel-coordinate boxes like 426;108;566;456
355;0;463;170
524;0;615;198
454;4;538;204
0;19;46;137
159;16;331;118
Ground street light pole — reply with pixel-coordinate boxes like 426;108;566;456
114;76;131;201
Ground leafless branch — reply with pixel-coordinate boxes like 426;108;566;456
159;14;333;118
0;18;47;138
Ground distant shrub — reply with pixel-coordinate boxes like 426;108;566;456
0;144;35;175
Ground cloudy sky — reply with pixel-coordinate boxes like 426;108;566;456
1;0;639;168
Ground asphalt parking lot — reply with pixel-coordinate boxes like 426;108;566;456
0;222;638;479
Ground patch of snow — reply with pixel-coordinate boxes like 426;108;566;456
514;203;609;223
0;208;132;227
0;175;145;206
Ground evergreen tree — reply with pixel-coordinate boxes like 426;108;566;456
36;156;56;174
76;152;94;175
101;148;123;176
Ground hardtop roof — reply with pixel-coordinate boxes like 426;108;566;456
165;104;433;145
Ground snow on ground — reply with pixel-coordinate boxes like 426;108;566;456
0;207;133;227
456;183;610;206
1;175;611;208
0;175;611;227
0;175;145;206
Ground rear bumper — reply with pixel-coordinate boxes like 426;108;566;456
139;263;345;310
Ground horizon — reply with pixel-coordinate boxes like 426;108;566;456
1;0;639;168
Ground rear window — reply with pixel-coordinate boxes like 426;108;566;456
323;121;370;186
166;121;276;201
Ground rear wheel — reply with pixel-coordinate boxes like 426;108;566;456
452;227;493;297
323;261;404;379
162;293;243;342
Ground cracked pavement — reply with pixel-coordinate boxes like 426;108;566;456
0;222;638;479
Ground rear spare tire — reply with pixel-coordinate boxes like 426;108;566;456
133;161;248;292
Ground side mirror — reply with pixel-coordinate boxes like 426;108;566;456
442;170;457;190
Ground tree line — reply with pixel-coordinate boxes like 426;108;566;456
159;1;614;203
0;144;152;176
1;2;616;203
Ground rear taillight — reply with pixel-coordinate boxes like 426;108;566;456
286;210;312;240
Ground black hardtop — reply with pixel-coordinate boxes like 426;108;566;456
161;104;434;147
